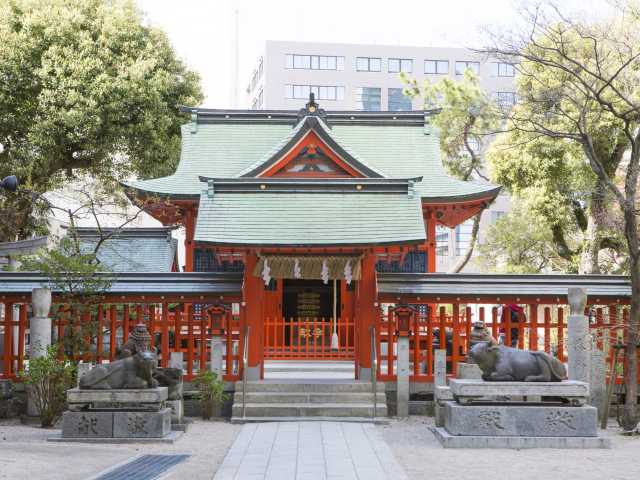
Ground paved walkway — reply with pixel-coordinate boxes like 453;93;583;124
213;422;409;480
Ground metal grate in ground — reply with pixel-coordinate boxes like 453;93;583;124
94;454;190;480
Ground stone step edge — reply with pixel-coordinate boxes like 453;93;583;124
230;416;389;424
232;402;387;408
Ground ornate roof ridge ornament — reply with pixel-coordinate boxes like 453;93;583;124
297;92;327;122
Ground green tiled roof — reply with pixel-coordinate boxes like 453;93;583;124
194;191;426;246
75;228;178;273
124;110;499;202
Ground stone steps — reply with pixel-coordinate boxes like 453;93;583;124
234;391;387;404
231;402;387;418
237;381;384;393
231;379;387;423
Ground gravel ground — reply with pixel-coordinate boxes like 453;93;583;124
0;418;241;480
379;417;640;480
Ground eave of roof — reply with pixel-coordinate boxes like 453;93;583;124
0;272;243;295
377;273;631;299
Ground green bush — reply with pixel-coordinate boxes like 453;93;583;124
20;345;76;427
193;371;227;420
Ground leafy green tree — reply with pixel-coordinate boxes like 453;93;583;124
486;80;626;275
402;70;500;271
483;1;640;431
0;0;203;241
478;200;573;273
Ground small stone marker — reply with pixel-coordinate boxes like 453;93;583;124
169;351;184;371
210;336;224;376
589;349;607;423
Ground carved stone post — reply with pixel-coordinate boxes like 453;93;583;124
434;349;447;388
589;348;607;423
209;306;226;377
394;306;413;418
30;287;52;359
567;288;591;384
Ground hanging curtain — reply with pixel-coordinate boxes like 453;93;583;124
253;255;362;282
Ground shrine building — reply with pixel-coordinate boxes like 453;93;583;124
123;95;501;380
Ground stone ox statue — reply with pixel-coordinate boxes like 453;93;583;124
79;324;178;391
469;341;567;382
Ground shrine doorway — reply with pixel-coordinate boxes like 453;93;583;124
263;279;355;360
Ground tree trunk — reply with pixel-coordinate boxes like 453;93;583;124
448;211;483;273
622;206;639;432
579;183;608;274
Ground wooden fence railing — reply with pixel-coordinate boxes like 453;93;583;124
263;317;355;360
0;300;243;381
376;302;636;384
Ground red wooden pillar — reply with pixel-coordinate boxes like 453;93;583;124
184;207;196;272
243;252;265;379
426;215;436;273
3;302;13;377
355;252;377;378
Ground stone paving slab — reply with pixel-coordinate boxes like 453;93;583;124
213;421;408;480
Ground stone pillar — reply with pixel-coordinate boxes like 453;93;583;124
30;288;52;359
169;351;184;372
434;349;447;388
396;336;410;417
210;335;224;377
567;288;591;384
589;348;607;423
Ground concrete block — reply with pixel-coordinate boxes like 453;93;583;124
433;426;610;449
113;408;171;438
456;362;482;379
449;379;589;400
67;387;168;405
443;402;598;437
167;399;184;424
62;411;113;439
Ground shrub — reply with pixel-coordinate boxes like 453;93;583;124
20;345;76;427
193;371;227;420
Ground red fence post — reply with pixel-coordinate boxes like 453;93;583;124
17;304;26;374
452;303;460;377
161;302;169;368
109;305;117;361
557;307;565;362
96;305;104;363
529;304;538;351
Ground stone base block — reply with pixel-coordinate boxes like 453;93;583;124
49;431;183;444
67;387;168;410
444;402;598;437
62;411;114;439
449;379;589;403
433;427;611;449
113;408;171;439
167;399;184;424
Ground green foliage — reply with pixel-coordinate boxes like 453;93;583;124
0;0;203;241
19;345;76;427
193;371;227;420
402;70;499;181
479;201;576;273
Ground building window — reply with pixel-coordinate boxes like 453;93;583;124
388;58;413;73
424;60;449;74
494;62;515;77
491;211;506;224
286;54;344;70
436;225;450;257
455;61;480;75
388;88;412;111
355;87;381;111
455;220;474;256
285;85;345;101
356;57;381;72
495;91;517;109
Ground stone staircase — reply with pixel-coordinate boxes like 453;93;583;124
230;362;387;423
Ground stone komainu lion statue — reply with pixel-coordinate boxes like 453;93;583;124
469;341;567;382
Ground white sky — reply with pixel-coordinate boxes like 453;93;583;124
135;0;610;109
134;0;524;108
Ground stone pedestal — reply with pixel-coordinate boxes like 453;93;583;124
396;336;409;418
434;379;609;449
60;387;174;441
